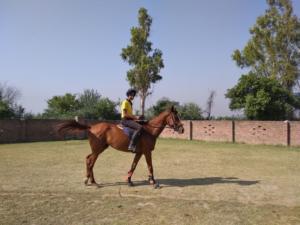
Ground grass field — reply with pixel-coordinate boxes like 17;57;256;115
1;139;300;225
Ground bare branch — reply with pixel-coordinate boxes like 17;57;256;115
0;82;21;105
205;91;216;120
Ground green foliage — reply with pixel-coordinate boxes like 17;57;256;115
95;98;119;120
146;97;180;118
77;89;101;119
0;103;25;119
227;0;300;120
43;90;119;120
178;103;203;120
146;98;203;120
226;73;300;120
121;8;164;115
0;100;14;118
77;89;119;120
231;0;300;90
43;93;80;119
0;83;25;119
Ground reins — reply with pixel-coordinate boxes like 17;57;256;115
145;123;174;129
144;112;181;131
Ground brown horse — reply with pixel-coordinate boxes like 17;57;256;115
57;106;184;187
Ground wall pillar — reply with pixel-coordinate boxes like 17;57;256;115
189;121;193;140
286;121;290;146
232;120;235;143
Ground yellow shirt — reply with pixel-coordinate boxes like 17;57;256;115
121;99;133;119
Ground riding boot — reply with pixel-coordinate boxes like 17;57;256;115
128;129;142;153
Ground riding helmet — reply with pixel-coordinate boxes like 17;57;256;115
126;88;137;97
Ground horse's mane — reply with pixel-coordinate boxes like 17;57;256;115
147;108;174;124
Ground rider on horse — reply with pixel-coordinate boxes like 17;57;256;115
57;96;184;187
120;88;142;153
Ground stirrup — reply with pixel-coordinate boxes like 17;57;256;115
128;144;137;153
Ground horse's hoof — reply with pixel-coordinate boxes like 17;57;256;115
91;182;101;188
84;178;89;186
149;180;155;185
153;182;160;189
128;182;134;187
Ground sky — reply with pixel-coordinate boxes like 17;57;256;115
1;0;300;116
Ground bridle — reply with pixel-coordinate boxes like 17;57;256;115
146;111;183;132
167;111;183;132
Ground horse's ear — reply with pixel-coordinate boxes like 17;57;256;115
167;105;176;113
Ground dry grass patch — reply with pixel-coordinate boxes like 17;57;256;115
1;139;300;225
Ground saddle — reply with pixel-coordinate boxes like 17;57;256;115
117;120;148;138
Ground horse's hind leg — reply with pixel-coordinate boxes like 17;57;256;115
85;152;99;185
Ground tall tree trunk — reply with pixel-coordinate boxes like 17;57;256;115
140;93;146;116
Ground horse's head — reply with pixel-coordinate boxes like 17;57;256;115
166;106;184;134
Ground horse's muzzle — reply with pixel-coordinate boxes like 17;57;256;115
177;126;184;134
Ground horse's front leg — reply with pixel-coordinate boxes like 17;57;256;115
144;151;159;188
126;153;142;186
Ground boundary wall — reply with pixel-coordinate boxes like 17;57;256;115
0;119;299;146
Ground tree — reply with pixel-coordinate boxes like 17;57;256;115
0;100;14;118
0;82;25;119
0;82;21;106
43;90;120;120
227;0;300;119
146;97;180;118
77;89;119;120
95;98;119;120
226;73;300;120
11;105;25;119
121;8;164;116
146;97;203;120
178;103;203;120
0;100;24;119
232;0;300;90
43;93;80;119
77;89;102;119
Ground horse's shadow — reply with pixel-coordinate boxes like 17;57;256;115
157;177;259;187
98;177;259;188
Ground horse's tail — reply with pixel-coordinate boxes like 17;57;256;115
56;120;91;135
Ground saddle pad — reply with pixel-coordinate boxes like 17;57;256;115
117;125;124;130
117;124;135;138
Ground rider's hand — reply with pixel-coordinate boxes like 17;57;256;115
137;115;145;120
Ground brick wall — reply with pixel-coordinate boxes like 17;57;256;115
234;121;288;146
161;120;299;146
0;119;86;143
290;121;300;146
192;121;233;142
0;120;24;143
1;119;300;146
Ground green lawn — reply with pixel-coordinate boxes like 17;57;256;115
0;139;300;225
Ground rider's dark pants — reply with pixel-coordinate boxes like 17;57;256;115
121;119;142;147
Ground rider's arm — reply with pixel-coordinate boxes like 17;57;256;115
123;109;138;120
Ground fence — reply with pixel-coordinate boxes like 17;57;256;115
0;119;300;146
